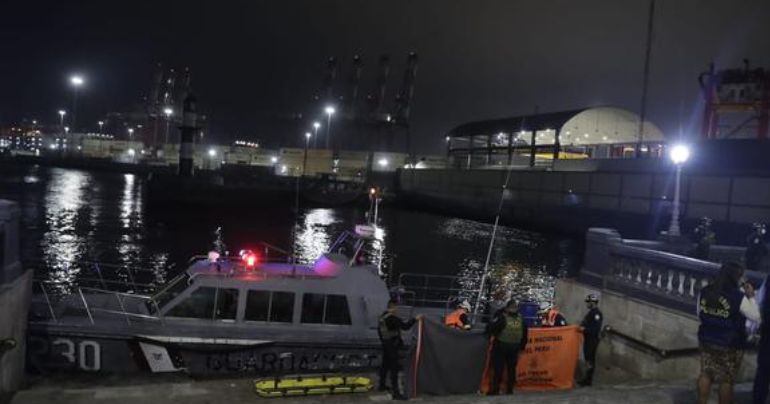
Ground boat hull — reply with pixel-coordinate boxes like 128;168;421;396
27;329;382;377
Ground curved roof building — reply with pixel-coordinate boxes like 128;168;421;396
445;106;665;168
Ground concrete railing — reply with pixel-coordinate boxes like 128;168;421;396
582;228;765;315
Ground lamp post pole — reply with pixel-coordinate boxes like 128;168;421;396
324;106;335;149
313;121;320;149
667;144;690;237
669;164;683;236
70;75;84;132
303;132;311;176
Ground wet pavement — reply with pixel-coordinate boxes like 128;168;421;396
9;374;758;404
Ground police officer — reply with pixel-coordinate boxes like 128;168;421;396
487;299;528;395
444;300;472;330
378;300;420;400
579;294;602;386
745;223;768;272
693;217;716;260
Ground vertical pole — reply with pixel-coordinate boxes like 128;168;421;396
529;130;536;167
302;136;309;176
325;114;332;149
486;134;492;166
636;0;656;158
553;129;561;161
668;164;682;236
178;94;197;178
507;132;513;166
467;135;474;169
71;88;79;133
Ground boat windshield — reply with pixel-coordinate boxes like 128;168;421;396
151;273;191;309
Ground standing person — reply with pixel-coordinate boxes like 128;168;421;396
753;275;769;404
745;223;769;272
693;217;716;260
541;305;568;327
486;299;528;395
578;294;603;386
378;300;420;400
444;300;472;330
697;262;760;404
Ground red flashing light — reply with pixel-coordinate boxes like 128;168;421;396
239;249;259;268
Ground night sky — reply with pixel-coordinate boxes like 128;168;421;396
2;1;769;153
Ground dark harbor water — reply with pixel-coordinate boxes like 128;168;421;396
0;164;582;304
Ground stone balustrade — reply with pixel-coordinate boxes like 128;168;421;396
582;228;765;315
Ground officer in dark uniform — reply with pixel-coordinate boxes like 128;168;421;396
745;223;768;272
579;294;603;386
378;299;420;400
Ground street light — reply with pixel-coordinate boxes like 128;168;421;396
324;106;335;149
667;144;690;237
69;75;84;131
98;120;104;132
127;127;134;141
312;121;321;149
163;107;173;144
208;148;216;158
303;132;312;176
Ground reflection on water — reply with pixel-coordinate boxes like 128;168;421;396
41;169;91;288
1;166;581;305
292;208;340;264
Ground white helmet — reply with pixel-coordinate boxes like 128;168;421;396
459;300;472;311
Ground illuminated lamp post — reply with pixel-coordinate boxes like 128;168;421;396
324;106;335;149
667;144;690;237
58;110;66;136
163;107;173;144
70;75;84;131
303;132;312;176
98;120;104;133
312;121;321;149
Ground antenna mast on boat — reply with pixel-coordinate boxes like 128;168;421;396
472;169;513;320
472;113;530;321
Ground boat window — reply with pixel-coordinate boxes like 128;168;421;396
244;290;270;322
301;293;326;324
166;286;216;319
270;292;295;323
300;293;352;325
325;295;351;325
245;291;295;323
214;288;239;321
152;273;191;309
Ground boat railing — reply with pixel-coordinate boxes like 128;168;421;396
25;258;166;294
187;241;293;266
31;280;164;326
77;286;164;326
396;273;482;311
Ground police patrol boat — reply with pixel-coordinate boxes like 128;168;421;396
27;230;392;376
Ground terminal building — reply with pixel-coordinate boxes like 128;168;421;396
445;106;665;169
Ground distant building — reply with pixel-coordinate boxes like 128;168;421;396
445;106;665;169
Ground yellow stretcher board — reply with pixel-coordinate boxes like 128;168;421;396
254;375;373;398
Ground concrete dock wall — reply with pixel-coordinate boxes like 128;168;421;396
555;278;756;382
398;163;770;242
552;227;761;382
0;201;30;403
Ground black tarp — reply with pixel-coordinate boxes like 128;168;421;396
405;317;490;397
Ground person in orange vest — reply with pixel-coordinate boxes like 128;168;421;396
444;300;472;330
541;305;568;327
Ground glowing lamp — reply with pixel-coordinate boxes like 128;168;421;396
669;144;690;165
239;249;258;268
